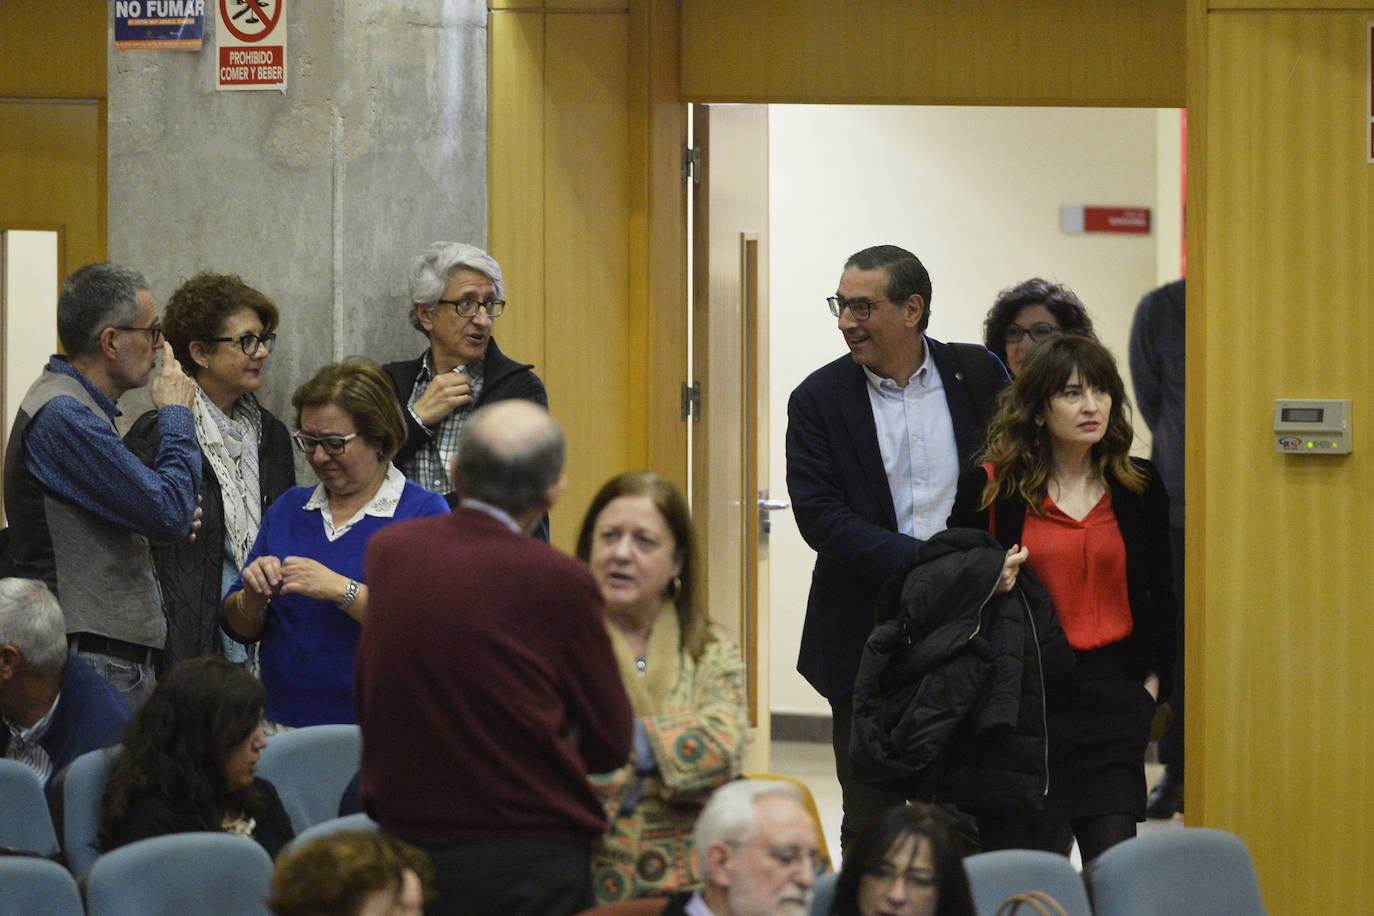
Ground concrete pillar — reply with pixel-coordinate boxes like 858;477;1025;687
108;0;488;429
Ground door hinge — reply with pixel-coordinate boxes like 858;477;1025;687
681;380;701;421
681;144;701;184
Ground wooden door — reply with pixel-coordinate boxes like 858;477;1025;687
690;103;772;764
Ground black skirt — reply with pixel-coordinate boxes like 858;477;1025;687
1044;643;1157;821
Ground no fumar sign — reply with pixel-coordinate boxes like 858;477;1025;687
216;0;286;92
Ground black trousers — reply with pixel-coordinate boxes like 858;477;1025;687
1156;525;1186;771
404;836;593;916
830;693;908;855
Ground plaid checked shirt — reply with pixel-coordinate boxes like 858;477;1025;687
399;350;486;495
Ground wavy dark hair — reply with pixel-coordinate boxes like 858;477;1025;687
575;471;709;660
979;334;1145;513
982;277;1096;369
98;657;266;850
830;804;975;916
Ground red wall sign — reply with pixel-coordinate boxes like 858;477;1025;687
1059;206;1151;235
1084;207;1150;234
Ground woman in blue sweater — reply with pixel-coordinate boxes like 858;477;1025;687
222;358;448;728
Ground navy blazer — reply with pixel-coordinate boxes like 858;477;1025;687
785;337;1007;701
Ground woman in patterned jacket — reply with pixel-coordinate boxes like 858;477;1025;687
576;471;750;904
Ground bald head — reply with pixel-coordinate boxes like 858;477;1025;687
452;401;565;520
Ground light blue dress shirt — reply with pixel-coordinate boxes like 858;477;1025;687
863;337;959;541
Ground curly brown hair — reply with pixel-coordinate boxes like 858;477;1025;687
979;334;1145;512
269;831;434;916
981;277;1096;370
163;272;280;379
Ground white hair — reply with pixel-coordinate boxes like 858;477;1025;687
0;578;68;677
693;779;806;852
407;241;503;332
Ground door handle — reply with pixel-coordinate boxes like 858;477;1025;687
757;491;790;537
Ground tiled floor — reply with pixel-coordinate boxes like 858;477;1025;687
769;739;1183;871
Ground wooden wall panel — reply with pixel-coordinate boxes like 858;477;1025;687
493;0;627;9
1202;10;1373;912
680;0;1186;106
543;11;633;544
0;100;106;292
489;11;548;372
490;0;686;549
627;0;688;491
0;6;105;99
0;4;106;277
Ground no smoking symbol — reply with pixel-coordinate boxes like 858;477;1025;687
220;0;281;42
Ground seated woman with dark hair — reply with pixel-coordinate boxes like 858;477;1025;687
269;830;432;916
830;805;976;916
98;656;294;857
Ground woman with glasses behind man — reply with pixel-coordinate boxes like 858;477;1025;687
221;358;448;730
981;278;1097;378
126;272;296;673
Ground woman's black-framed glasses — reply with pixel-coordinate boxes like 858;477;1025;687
1003;323;1059;344
292;432;359;456
208;332;277;355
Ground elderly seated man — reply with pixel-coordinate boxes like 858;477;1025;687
644;779;822;916
0;578;129;787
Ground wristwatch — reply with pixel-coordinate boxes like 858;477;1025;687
408;405;435;436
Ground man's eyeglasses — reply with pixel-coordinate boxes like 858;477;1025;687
111;321;164;347
292;432;360;456
1004;323;1059;344
726;841;828;879
433;298;506;319
826;296;891;322
207;332;277;356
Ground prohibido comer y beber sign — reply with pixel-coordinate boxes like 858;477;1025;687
216;0;287;92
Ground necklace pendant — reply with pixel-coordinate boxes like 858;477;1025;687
635;655;647;678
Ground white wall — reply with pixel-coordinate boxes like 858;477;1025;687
1;230;59;526
766;105;1184;717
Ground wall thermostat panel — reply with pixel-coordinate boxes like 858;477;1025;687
1274;398;1352;453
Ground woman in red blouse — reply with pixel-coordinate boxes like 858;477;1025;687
948;334;1177;863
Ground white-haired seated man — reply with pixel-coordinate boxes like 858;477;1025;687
651;778;822;916
0;578;129;787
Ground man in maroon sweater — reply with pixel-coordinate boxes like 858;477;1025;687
356;401;632;916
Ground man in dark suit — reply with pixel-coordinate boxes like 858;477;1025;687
383;242;548;515
356;400;631;916
785;244;1007;851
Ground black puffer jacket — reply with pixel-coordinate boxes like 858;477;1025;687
849;527;1074;813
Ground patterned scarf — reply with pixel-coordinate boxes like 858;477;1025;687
193;388;263;570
